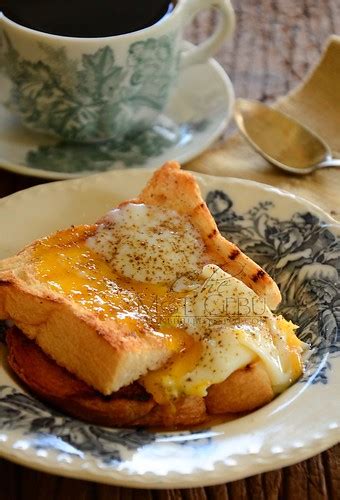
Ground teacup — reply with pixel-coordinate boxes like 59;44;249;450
0;0;235;143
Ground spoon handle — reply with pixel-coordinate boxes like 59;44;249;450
318;159;340;168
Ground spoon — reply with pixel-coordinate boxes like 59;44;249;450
234;98;340;174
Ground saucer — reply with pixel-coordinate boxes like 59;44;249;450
0;54;234;180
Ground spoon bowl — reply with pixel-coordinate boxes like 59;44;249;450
234;99;340;174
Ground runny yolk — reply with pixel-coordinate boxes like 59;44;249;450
33;226;182;326
142;332;203;405
277;318;304;381
32;225;202;401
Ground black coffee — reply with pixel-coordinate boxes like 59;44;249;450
2;0;176;37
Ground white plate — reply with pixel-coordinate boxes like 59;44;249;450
0;52;234;180
0;169;339;488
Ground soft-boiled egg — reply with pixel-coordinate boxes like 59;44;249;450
88;203;205;283
143;264;306;403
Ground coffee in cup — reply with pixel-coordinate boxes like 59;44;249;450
2;0;176;38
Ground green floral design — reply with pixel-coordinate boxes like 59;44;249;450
25;120;209;173
0;32;179;142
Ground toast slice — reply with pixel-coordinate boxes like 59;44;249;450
6;326;273;427
6;327;157;427
0;162;281;396
0;229;172;395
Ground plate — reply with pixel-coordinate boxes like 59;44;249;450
0;169;339;488
0;52;234;180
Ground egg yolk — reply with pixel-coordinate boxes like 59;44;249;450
276;317;304;382
33;225;201;369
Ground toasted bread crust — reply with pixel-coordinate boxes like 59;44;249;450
0;278;169;395
6;327;156;426
137;162;281;310
133;396;207;428
206;362;274;414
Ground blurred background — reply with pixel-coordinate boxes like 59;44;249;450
186;0;339;139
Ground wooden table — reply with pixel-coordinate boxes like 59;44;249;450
0;1;339;498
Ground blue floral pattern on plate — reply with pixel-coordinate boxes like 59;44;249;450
0;386;157;462
206;190;340;384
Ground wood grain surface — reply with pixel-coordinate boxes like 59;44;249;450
0;0;339;498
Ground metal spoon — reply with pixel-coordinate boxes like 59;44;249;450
234;98;340;174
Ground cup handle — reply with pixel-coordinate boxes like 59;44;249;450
179;0;235;68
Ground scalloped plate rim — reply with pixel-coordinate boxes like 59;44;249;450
0;435;338;489
1;168;338;225
0;170;339;488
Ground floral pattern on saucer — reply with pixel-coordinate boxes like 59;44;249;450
25;119;209;173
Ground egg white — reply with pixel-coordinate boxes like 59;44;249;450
87;203;204;283
166;264;306;398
